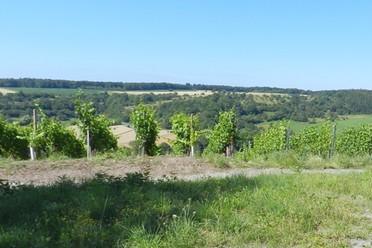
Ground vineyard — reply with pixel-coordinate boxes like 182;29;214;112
237;120;372;162
0;97;371;163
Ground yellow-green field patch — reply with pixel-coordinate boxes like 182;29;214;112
0;88;16;95
111;90;214;96
69;125;176;147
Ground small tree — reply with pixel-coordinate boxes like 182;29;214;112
75;92;117;154
33;107;86;158
170;112;199;156
204;109;237;156
130;102;159;156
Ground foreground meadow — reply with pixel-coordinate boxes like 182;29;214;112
1;162;371;247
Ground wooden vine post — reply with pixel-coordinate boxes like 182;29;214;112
190;114;195;157
30;109;37;160
87;126;91;158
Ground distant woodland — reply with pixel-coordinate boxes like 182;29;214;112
0;78;309;93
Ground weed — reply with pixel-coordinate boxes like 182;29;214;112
202;154;231;168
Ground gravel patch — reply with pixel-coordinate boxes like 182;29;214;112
0;157;367;185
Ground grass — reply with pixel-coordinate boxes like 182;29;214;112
335;114;372;130
202;154;231;168
291;115;372;133
1;169;372;247
237;151;372;170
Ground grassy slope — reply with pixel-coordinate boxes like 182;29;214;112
2;87;105;95
1;87;213;96
1;168;371;247
335;115;372;130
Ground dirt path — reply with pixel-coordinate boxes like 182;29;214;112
0;157;366;185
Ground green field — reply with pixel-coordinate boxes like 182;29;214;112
3;87;106;95
335;115;372;130
259;114;372;133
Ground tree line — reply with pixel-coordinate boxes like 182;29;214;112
0;78;309;93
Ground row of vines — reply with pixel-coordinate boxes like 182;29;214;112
0;92;117;160
237;120;372;161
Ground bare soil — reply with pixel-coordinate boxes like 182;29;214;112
0;157;366;186
0;157;219;185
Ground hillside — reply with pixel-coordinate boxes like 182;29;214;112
1;80;371;128
1;78;372;154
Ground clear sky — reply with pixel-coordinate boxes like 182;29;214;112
1;1;371;90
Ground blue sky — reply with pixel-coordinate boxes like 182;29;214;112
1;1;371;90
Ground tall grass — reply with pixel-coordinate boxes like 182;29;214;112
234;150;372;170
1;170;372;247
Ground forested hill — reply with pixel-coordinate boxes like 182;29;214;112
1;78;371;134
0;78;308;94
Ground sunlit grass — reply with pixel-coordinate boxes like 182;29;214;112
234;150;372;170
